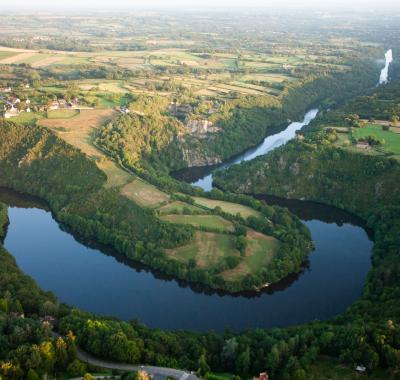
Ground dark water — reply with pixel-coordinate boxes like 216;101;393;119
2;188;372;332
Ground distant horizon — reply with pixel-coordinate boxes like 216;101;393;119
0;0;398;12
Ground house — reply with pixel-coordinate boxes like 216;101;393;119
69;98;79;108
58;99;67;108
118;106;131;114
355;141;371;150
355;365;366;374
39;315;58;329
253;372;269;380
49;100;60;110
4;106;20;119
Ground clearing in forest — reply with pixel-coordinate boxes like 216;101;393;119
160;214;235;232
193;197;262;219
221;230;279;280
121;178;170;208
166;231;238;269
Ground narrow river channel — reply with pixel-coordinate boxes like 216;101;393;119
1;50;392;332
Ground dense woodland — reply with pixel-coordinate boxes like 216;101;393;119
213;61;400;377
0;120;310;293
2;72;400;379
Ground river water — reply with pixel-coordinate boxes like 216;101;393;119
380;49;393;85
2;51;392;332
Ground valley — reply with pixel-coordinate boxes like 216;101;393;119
0;8;399;380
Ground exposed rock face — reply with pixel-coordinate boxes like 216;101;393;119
181;146;222;167
186;119;220;136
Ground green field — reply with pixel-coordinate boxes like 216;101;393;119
193;197;262;219
221;230;279;280
157;201;205;215
308;356;388;380
351;124;400;155
10;111;45;124
160;214;235;232
166;231;238;269
0;51;18;60
47;109;80;119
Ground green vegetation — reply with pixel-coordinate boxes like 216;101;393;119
0;119;311;293
192;197;262;219
1;10;399;380
160;214;235;232
353;124;400;153
213;65;400;378
0;202;7;241
47;109;80;119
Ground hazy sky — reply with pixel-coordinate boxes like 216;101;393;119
1;0;398;11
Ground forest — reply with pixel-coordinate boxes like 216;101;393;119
0;119;312;293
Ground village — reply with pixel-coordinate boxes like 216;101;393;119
0;84;89;119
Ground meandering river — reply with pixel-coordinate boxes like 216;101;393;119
2;189;372;332
2;51;392;332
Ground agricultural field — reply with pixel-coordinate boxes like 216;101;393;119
160;214;235;232
39;109;117;159
331;123;400;158
221;230;279;281
121;179;171;208
351;123;400;155
157;201;205;215
165;231;239;269
193;197;263;219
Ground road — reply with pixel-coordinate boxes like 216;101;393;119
75;345;199;380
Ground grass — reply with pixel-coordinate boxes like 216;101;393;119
47;109;80;119
193;197;262;219
121;179;170;208
166;231;238;269
11;112;45;124
221;230;279;281
351;124;400;155
157;201;205;215
308;356;389;380
96;159;134;188
0;51;18;60
160;214;235;232
39;109;117;160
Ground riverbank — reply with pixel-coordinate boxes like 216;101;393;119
0;119;313;293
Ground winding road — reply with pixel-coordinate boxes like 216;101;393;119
77;346;198;380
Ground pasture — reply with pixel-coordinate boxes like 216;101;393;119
121;179;170;208
160;214;235;232
166;231;238;269
221;230;279;281
157;201;205;215
193;197;262;219
351;124;400;155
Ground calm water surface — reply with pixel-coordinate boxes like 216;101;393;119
2;189;372;332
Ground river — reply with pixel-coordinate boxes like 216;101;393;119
1;187;373;332
380;49;393;85
2;51;392;332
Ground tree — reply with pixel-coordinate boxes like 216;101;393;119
67;359;86;377
291;368;307;380
198;353;210;375
26;368;40;380
236;347;251;376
